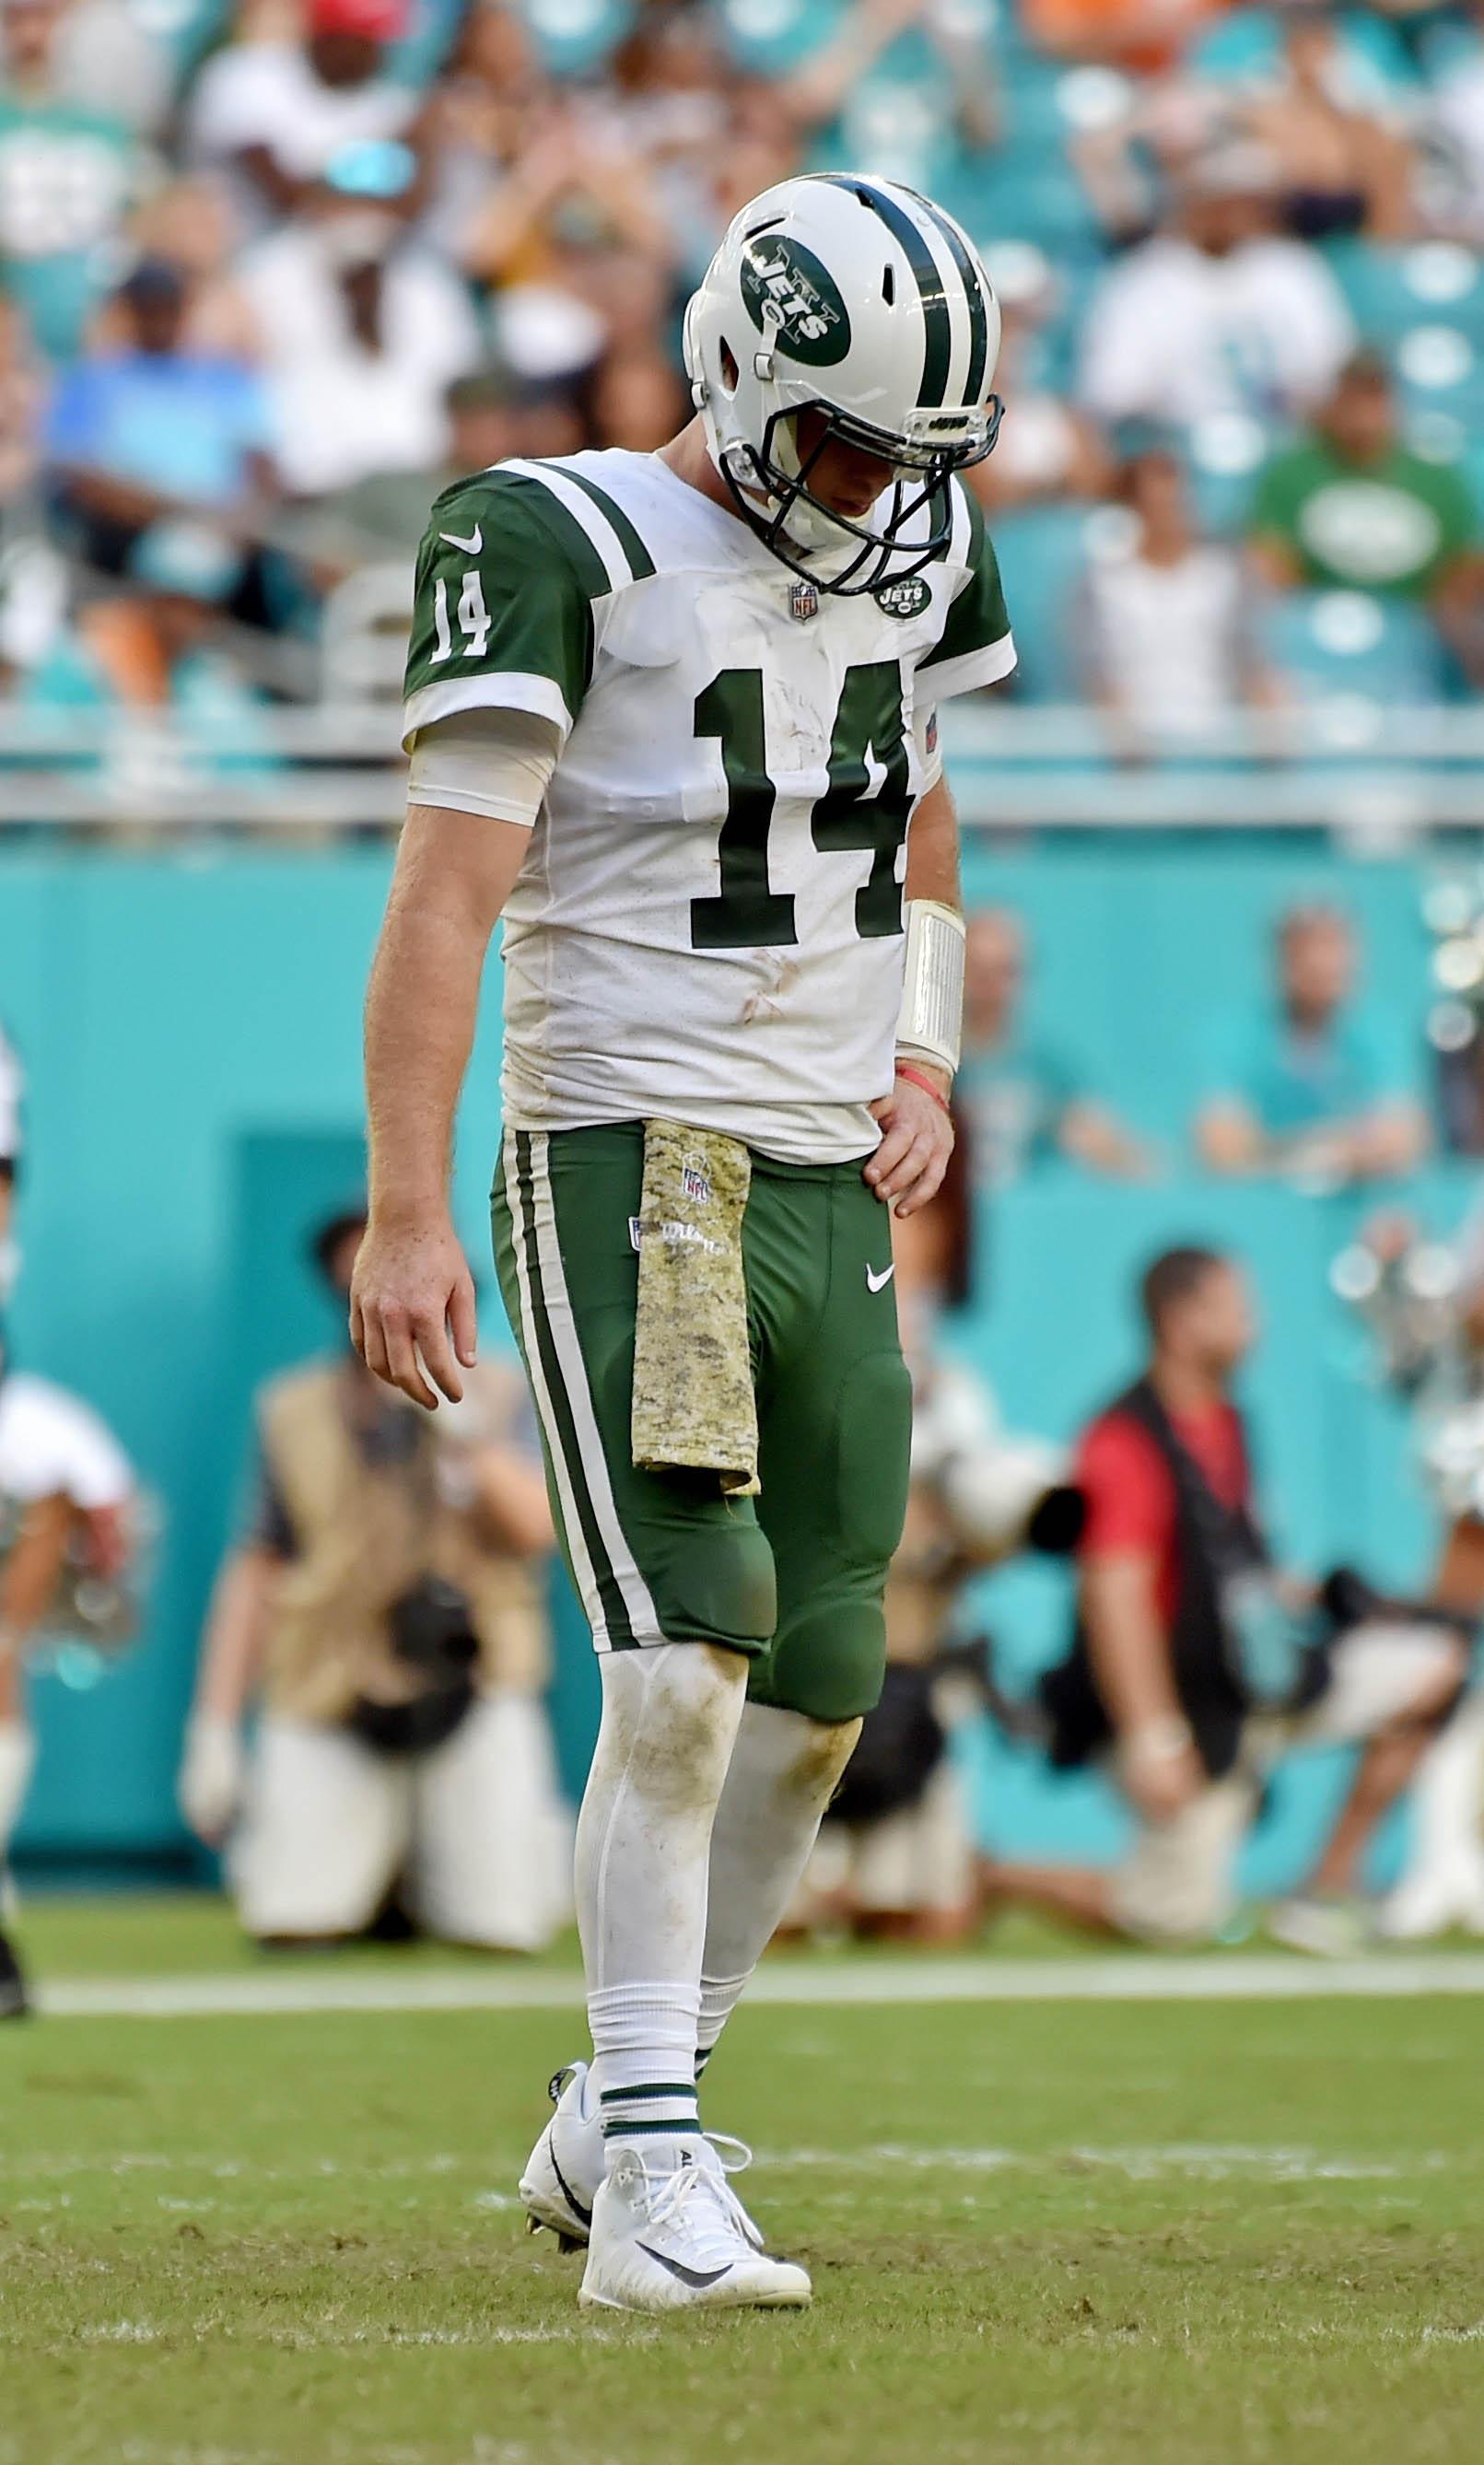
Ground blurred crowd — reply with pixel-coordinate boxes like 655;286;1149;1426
1;0;1483;767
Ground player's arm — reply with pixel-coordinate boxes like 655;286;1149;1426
866;773;961;1217
871;485;1015;1214
354;808;531;1410
355;474;590;1409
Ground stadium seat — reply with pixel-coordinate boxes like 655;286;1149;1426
988;504;1104;702
516;0;634;78
1328;239;1484;350
1256;589;1447;709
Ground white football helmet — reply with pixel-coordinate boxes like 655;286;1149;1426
683;172;1002;595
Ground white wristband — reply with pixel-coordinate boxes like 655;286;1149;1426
896;899;965;1076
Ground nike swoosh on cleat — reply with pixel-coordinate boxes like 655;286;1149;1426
635;2243;734;2290
548;2143;592;2229
866;1263;894;1292
439;524;483;554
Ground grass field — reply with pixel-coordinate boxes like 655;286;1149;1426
5;1902;1483;2465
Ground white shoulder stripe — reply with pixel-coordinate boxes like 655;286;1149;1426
948;479;973;570
501;458;634;596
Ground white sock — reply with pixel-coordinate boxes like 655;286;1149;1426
695;1703;860;2074
1393;1688;1484;1896
0;1722;35;1864
574;1643;747;2162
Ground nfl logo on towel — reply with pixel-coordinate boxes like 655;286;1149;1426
682;1159;712;1206
789;578;819;624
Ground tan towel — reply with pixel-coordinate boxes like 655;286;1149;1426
630;1120;758;1496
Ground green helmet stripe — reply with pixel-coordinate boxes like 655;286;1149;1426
912;193;990;406
821;176;951;409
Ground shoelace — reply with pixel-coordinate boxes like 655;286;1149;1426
704;2132;753;2178
703;2132;764;2246
641;2154;751;2266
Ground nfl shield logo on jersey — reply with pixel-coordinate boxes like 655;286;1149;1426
789;578;819;624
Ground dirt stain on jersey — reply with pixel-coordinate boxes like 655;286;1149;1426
740;958;800;1026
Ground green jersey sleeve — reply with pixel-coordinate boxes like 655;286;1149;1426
916;482;1017;703
402;470;598;749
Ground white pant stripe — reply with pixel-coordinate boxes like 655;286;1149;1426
503;1127;612;1652
526;1130;663;1647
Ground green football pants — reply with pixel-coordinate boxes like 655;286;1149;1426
491;1122;912;1723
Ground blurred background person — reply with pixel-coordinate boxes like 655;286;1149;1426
1228;1;1415;242
993;1246;1468;1949
957;908;1154;1186
187;0;423;234
0;1314;139;2016
1248;350;1484;687
792;1139;1083;1944
0;0;147;364
239;150;482;498
1195;902;1431;1182
21;519;276;803
289;364;571;575
178;1207;569;1953
970;270;1113;515
1079;142;1355;435
1081;444;1281;753
1335;1203;1484;1936
44;258;278;590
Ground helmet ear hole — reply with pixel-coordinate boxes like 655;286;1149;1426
882;263;894;306
719;339;740;394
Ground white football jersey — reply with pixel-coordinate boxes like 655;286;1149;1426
0;1371;134;1511
403;449;1014;1163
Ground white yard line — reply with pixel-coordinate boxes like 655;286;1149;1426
30;1948;1484;2020
2;2142;1460;2190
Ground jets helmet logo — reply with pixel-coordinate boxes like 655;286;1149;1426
739;237;851;368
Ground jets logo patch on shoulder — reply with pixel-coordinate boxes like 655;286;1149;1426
874;574;931;620
740;236;851;367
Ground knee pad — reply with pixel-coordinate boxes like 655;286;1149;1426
649;1514;777;1650
761;1601;888;1725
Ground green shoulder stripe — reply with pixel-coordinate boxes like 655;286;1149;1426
917;485;1009;674
558;467;658;582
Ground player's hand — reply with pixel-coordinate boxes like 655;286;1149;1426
1118;1723;1205;1825
865;1066;954;1217
350;1208;477;1410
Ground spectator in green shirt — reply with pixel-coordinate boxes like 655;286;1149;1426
1248;350;1484;681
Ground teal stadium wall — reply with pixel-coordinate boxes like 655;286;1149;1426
1;840;1475;1897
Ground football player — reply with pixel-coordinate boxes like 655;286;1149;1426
0;1325;138;2017
353;174;1015;2310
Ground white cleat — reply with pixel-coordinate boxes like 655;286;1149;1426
520;2062;600;2252
1268;1894;1372;1958
519;2062;769;2255
1378;1859;1484;1941
578;2142;811;2315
